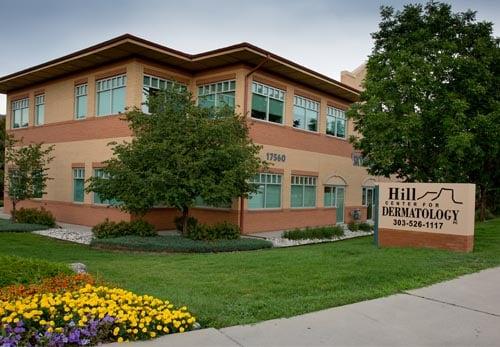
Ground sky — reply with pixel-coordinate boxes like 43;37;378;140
0;0;499;114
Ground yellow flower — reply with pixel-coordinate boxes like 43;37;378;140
113;327;120;336
117;337;124;343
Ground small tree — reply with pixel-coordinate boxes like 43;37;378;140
0;117;6;198
87;87;264;234
5;136;55;221
348;2;500;220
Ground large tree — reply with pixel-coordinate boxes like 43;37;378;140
348;1;500;220
87;87;264;234
5;136;54;221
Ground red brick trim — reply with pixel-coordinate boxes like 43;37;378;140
252;75;287;91
95;67;127;80
34;89;45;96
92;162;106;168
143;67;190;85
10;93;29;102
71;163;85;168
294;89;321;102
74;78;88;85
379;228;474;252
262;167;284;174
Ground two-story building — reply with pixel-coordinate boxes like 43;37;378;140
0;34;382;233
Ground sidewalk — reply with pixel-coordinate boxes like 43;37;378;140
115;267;500;346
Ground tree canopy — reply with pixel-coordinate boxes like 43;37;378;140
348;1;500;219
87;87;264;232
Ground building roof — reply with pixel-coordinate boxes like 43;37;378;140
0;34;359;102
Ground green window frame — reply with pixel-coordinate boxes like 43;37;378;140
248;173;282;209
96;75;126;116
73;168;85;203
198;80;236;109
326;106;347;139
324;186;337;207
75;84;88;119
293;96;319;132
251;82;285;124
35;94;45;126
11;98;29;129
92;169;119;205
142;75;186;113
291;175;317;208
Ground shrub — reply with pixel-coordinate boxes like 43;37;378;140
0;285;196;345
282;226;344;240
348;221;360;231
174;215;199;233
0;222;50;232
358;222;373;232
14;207;56;227
189;221;240;241
91;235;273;253
92;219;156;239
0;255;72;287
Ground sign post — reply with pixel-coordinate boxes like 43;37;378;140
376;183;475;252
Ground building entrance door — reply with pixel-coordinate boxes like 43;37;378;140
336;186;345;224
363;187;375;221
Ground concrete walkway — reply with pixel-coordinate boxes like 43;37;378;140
116;267;500;346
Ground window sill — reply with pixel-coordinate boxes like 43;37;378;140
289;207;317;211
249;117;285;127
325;134;348;141
246;208;283;213
291;127;320;135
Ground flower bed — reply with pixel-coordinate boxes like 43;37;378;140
0;284;196;346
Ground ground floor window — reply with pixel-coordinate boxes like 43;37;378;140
291;175;317;208
248;173;282;209
362;187;375;220
93;169;117;205
324;185;345;223
73;168;85;202
194;196;232;209
33;170;43;198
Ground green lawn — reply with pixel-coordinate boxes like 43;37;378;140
0;219;499;328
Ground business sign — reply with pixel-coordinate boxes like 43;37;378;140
376;183;475;252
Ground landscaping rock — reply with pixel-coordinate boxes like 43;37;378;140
69;262;87;274
33;228;93;245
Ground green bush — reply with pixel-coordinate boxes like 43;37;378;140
358;222;373;232
0;222;51;232
91;235;272;253
92;219;156;239
174;215;199;233
189;221;240;241
347;221;360;231
282;226;344;240
0;255;72;287
14;207;56;227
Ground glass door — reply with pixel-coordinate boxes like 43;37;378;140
363;187;375;221
336;186;345;224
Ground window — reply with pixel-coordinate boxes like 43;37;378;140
34;94;45;125
142;75;186;113
11;98;29;129
73;168;85;203
96;75;126;116
198;80;236;109
326;106;347;138
293;96;319;131
324;186;337;207
194;196;232;209
251;82;285;124
93;169;118;205
75;84;88;119
291;175;317;208
32;170;43;198
352;153;364;166
248;173;282;209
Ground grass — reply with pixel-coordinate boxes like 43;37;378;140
0;255;72;287
0;218;50;232
0;219;498;328
91;235;273;252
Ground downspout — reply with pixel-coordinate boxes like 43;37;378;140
240;54;270;232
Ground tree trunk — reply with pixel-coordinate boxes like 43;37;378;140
11;200;17;223
479;185;487;222
181;206;189;237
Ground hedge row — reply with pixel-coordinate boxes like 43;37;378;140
91;235;273;253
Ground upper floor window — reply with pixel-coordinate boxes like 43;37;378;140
96;75;126;116
35;94;45;126
248;173;282;209
326;106;347;139
198;80;236;109
142;75;186;113
251;82;285;124
11;98;29;129
293;96;319;132
75;84;88;119
291;175;317;208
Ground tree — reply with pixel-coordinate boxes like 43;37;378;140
5;136;55;221
348;1;500;220
87;87;264;234
0;117;6;198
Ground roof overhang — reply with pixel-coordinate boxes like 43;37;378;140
0;34;360;102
